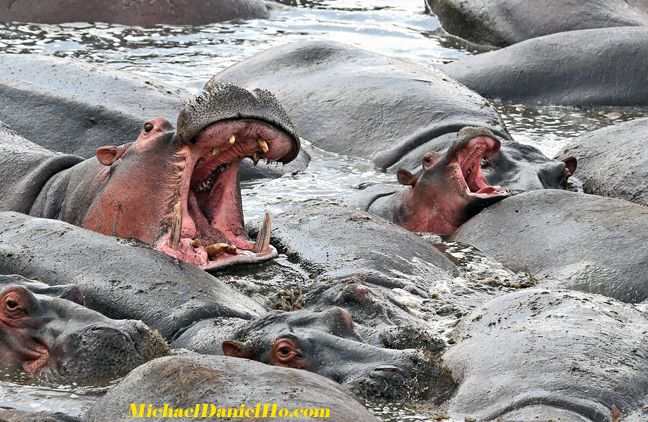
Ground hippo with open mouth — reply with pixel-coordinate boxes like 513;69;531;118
359;127;508;235
0;83;300;270
0;274;169;385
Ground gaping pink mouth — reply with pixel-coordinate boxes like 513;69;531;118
456;135;509;200
156;119;295;271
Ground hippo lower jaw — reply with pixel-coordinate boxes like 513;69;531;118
156;119;293;270
455;135;508;200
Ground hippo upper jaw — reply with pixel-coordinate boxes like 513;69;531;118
155;84;300;271
451;132;509;201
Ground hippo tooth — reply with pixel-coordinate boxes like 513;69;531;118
169;202;182;250
257;138;269;153
252;152;261;167
205;243;230;259
253;212;272;253
229;135;236;145
226;244;237;255
192;239;201;248
211;148;218;156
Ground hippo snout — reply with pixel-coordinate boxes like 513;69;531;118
47;320;169;385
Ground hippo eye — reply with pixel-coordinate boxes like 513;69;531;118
6;299;18;310
278;346;291;356
424;155;433;163
144;123;154;133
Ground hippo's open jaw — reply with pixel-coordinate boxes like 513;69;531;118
455;135;508;200
156;119;296;270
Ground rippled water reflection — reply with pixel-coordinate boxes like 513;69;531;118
1;0;648;419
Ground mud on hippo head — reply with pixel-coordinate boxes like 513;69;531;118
394;127;509;235
221;307;455;401
0;275;169;384
83;83;300;270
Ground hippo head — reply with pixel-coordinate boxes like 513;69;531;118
393;127;509;235
221;308;455;401
80;83;300;270
0;275;169;384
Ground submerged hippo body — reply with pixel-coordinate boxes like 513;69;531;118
0;0;269;26
0;274;169;384
443;289;648;420
443;27;648;107
209;41;574;191
556;118;648;205
251;205;529;350
0;54;309;179
452;190;648;303
0;212;265;341
0;409;81;422
87;354;379;422
359;127;508;235
0;82;301;270
425;0;648;47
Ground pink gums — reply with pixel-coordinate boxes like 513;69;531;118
156;119;295;270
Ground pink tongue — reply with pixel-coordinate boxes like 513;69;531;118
477;186;499;194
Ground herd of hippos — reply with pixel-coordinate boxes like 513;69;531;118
0;0;648;421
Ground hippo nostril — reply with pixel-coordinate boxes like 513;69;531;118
90;327;121;336
373;365;400;373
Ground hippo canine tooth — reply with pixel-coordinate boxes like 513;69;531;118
229;135;236;145
252;152;261;167
253;212;272;253
257;138;269;153
169;202;182;250
211;148;218;156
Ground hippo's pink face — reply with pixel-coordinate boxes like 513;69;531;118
83;117;296;270
0;286;48;374
395;127;509;235
80;84;300;270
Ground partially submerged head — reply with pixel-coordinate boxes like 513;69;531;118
0;275;169;384
221;307;455;401
82;83;300;270
394;127;509;235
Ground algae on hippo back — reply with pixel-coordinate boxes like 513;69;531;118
0;82;301;271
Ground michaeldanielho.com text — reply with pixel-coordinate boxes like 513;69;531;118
129;404;331;419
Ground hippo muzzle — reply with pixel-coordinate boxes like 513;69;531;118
81;83;301;270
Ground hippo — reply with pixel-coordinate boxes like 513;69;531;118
0;54;309;180
0;0;269;26
86;354;379;422
359;127;509;235
442;289;648;421
248;204;531;351
207;40;575;191
425;0;648;47
442;27;648;107
452;190;648;303
0;212;266;343
555;117;648;205
0;274;169;385
175;307;456;401
0;82;301;271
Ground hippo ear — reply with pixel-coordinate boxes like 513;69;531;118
96;145;127;166
222;340;254;359
397;169;419;186
562;156;577;176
